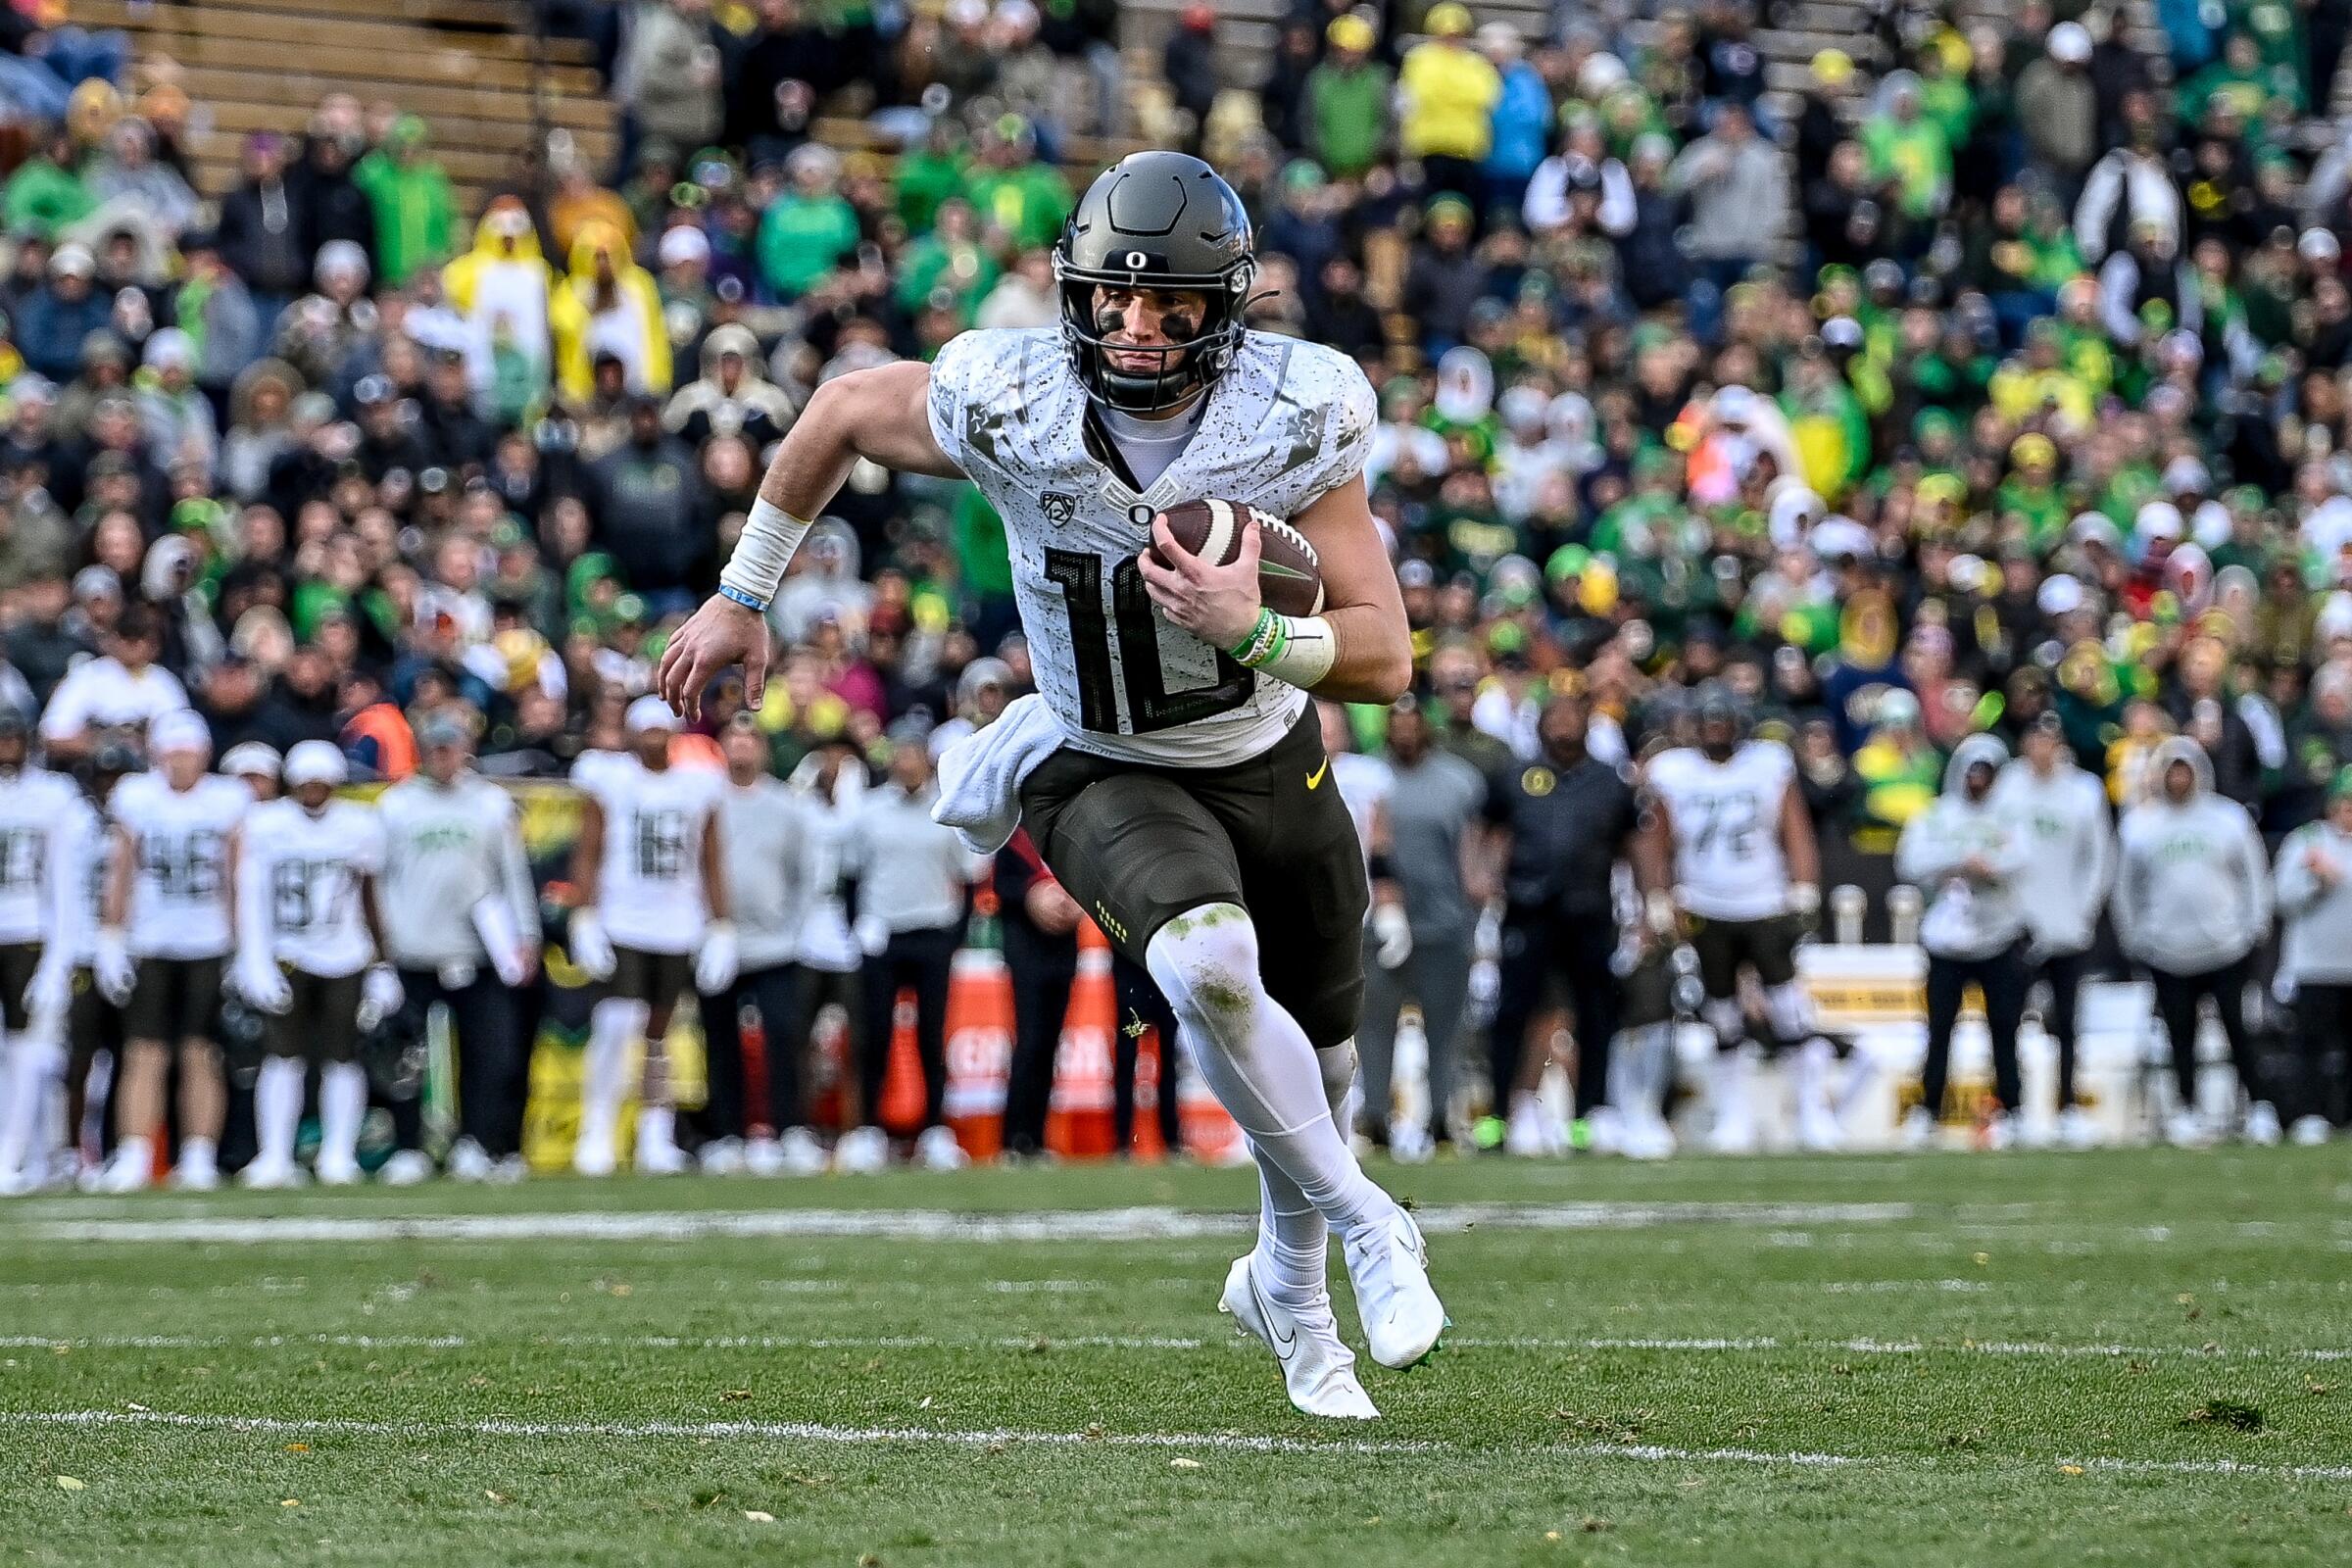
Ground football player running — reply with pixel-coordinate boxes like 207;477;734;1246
661;151;1442;1419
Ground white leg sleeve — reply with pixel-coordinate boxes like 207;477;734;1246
1793;1034;1836;1117
579;999;643;1146
0;1033;63;1180
1147;906;1399;1244
1250;1040;1359;1309
318;1061;368;1168
254;1055;305;1168
1701;997;1746;1051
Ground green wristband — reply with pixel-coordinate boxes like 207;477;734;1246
1228;608;1278;663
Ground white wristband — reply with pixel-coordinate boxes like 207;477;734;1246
1242;613;1338;690
719;498;815;606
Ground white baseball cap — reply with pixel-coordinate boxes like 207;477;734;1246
283;739;349;788
149;709;212;758
625;694;681;734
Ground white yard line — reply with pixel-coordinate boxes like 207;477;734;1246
0;1200;1915;1247
4;1331;2344;1362
5;1408;2349;1480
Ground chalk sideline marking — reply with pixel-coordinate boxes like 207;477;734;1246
7;1409;2351;1481
3;1331;2344;1362
2;1200;1916;1247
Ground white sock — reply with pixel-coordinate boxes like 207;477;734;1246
318;1062;367;1168
1710;1044;1754;1120
1251;1043;1356;1309
1763;980;1818;1046
0;1032;63;1179
1145;906;1398;1242
255;1055;305;1168
637;1102;676;1153
1701;997;1745;1051
177;1136;218;1176
1794;1035;1834;1112
579;1000;642;1149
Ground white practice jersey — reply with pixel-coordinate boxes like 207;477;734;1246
1647;741;1797;922
61;797;109;964
0;765;82;946
926;327;1377;766
112;772;248;958
1331;751;1393;878
242;799;385;977
583;757;722;956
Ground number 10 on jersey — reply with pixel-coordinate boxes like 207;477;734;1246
1044;546;1254;734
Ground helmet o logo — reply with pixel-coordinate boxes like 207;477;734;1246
1124;251;1149;270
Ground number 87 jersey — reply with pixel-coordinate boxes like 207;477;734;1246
1645;740;1797;922
925;326;1376;768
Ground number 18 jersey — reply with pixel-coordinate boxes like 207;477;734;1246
925;327;1376;767
1646;741;1795;922
581;756;722;956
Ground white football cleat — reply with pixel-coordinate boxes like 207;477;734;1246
1706;1106;1759;1156
1619;1112;1676;1161
2165;1108;2216;1149
446;1137;495;1183
314;1155;364;1188
2056;1106;2099;1150
1795;1097;1844;1152
380;1149;436;1187
2289;1114;2332;1147
914;1125;968;1171
1981;1110;2015;1152
97;1142;154;1193
635;1133;690;1176
1219;1254;1379;1420
571;1134;617;1177
1503;1098;1553;1158
698;1136;747;1176
171;1140;220;1192
1898;1106;1936;1152
776;1126;829;1176
743;1135;785;1176
236;1157;305;1192
1387;1119;1434;1164
2242;1102;2283;1147
1342;1207;1446;1370
834;1125;890;1174
489;1153;528;1185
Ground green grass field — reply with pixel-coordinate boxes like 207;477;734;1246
2;1147;2349;1566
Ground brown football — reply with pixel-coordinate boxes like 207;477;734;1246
1149;498;1326;616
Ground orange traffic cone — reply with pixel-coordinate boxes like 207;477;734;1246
1045;922;1116;1157
944;948;1014;1159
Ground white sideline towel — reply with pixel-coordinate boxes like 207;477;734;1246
931;693;1066;856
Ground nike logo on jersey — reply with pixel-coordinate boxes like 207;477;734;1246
1305;760;1329;791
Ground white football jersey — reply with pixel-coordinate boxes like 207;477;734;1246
112;772;248;958
926;327;1377;766
1647;741;1797;922
584;757;722;955
0;765;82;946
61;797;109;964
243;798;386;977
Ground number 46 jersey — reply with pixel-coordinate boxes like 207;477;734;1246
926;327;1376;767
1646;741;1796;922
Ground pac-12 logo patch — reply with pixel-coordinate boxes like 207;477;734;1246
1041;491;1077;527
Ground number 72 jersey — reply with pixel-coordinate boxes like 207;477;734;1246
925;326;1376;767
1646;741;1796;922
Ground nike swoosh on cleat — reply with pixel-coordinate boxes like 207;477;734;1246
1248;1270;1298;1359
1305;759;1329;791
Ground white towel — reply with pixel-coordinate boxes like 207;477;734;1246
931;692;1067;856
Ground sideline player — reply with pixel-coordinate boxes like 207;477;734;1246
234;742;405;1187
659;151;1442;1419
566;696;735;1176
95;710;248;1191
0;710;85;1192
1642;685;1853;1152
